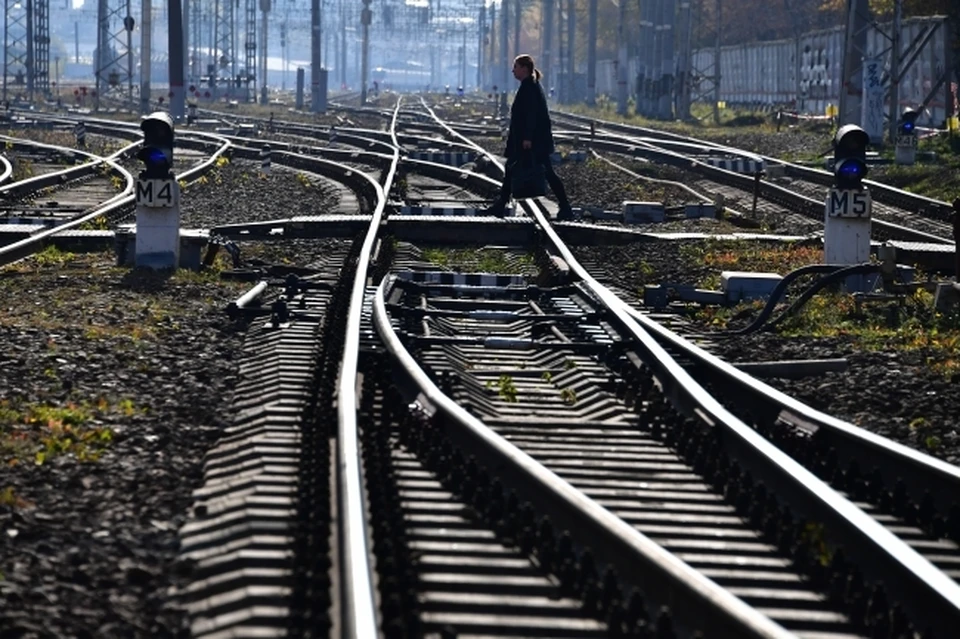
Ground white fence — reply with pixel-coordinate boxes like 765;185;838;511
595;16;952;125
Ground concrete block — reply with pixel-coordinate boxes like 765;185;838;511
116;226;208;270
685;203;717;219
721;271;783;302
623;201;665;224
585;208;622;221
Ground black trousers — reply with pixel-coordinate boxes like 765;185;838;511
496;157;571;209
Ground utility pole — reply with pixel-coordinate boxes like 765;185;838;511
26;0;33;98
500;0;508;91
637;0;651;115
170;0;185;119
616;0;627;114
542;0;553;92
141;0;151;113
886;0;902;143
360;0;371;103
311;0;323;111
260;0;269;103
478;5;485;89
97;0;108;107
650;0;663;116
566;0;574;102
556;0;563;101
713;0;721;124
675;0;692;119
513;0;519;59
839;0;870;126
951;0;960;123
193;0;202;83
182;0;190;85
587;0;596;105
658;0;675;120
340;4;346;88
489;1;497;85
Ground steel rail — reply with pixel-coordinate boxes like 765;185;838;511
217;132;395;166
623;301;960;510
0;152;14;184
421;99;960;633
0;132;231;268
0;136;138;201
521;196;960;632
371;275;793;638
546;117;960;509
419;98;505;174
336;96;402;638
581;131;952;244
556;111;956;238
400;157;502;196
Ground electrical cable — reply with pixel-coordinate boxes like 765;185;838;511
719;263;844;336
761;263;882;332
721;262;882;336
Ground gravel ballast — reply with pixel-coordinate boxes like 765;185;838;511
0;255;246;637
1;148;355;635
574;239;960;464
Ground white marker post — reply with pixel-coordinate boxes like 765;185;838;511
260;145;271;175
825;125;872;291
895;108;919;166
134;112;181;269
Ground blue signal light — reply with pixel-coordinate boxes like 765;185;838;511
143;147;168;166
901;120;915;133
836;158;867;181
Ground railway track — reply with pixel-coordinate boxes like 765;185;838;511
152;99;960;638
550;112;956;245
0;122;231;267
5;100;958;637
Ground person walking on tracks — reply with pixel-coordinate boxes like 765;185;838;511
486;54;575;221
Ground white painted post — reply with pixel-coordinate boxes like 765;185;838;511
260;145;271;175
134;112;180;270
135;181;182;269
824;188;872;291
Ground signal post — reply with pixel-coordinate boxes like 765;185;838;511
825;125;872;290
134;112;181;269
895;108;919;166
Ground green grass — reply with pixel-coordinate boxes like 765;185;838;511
870;135;960;202
697;288;960;378
0;400;121;466
421;247;535;274
679;240;824;289
0;486;31;509
30;245;76;268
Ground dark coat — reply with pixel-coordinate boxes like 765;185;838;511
505;75;555;160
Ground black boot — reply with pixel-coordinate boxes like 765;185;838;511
483;200;509;217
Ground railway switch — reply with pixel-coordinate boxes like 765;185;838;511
134;112;181;270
